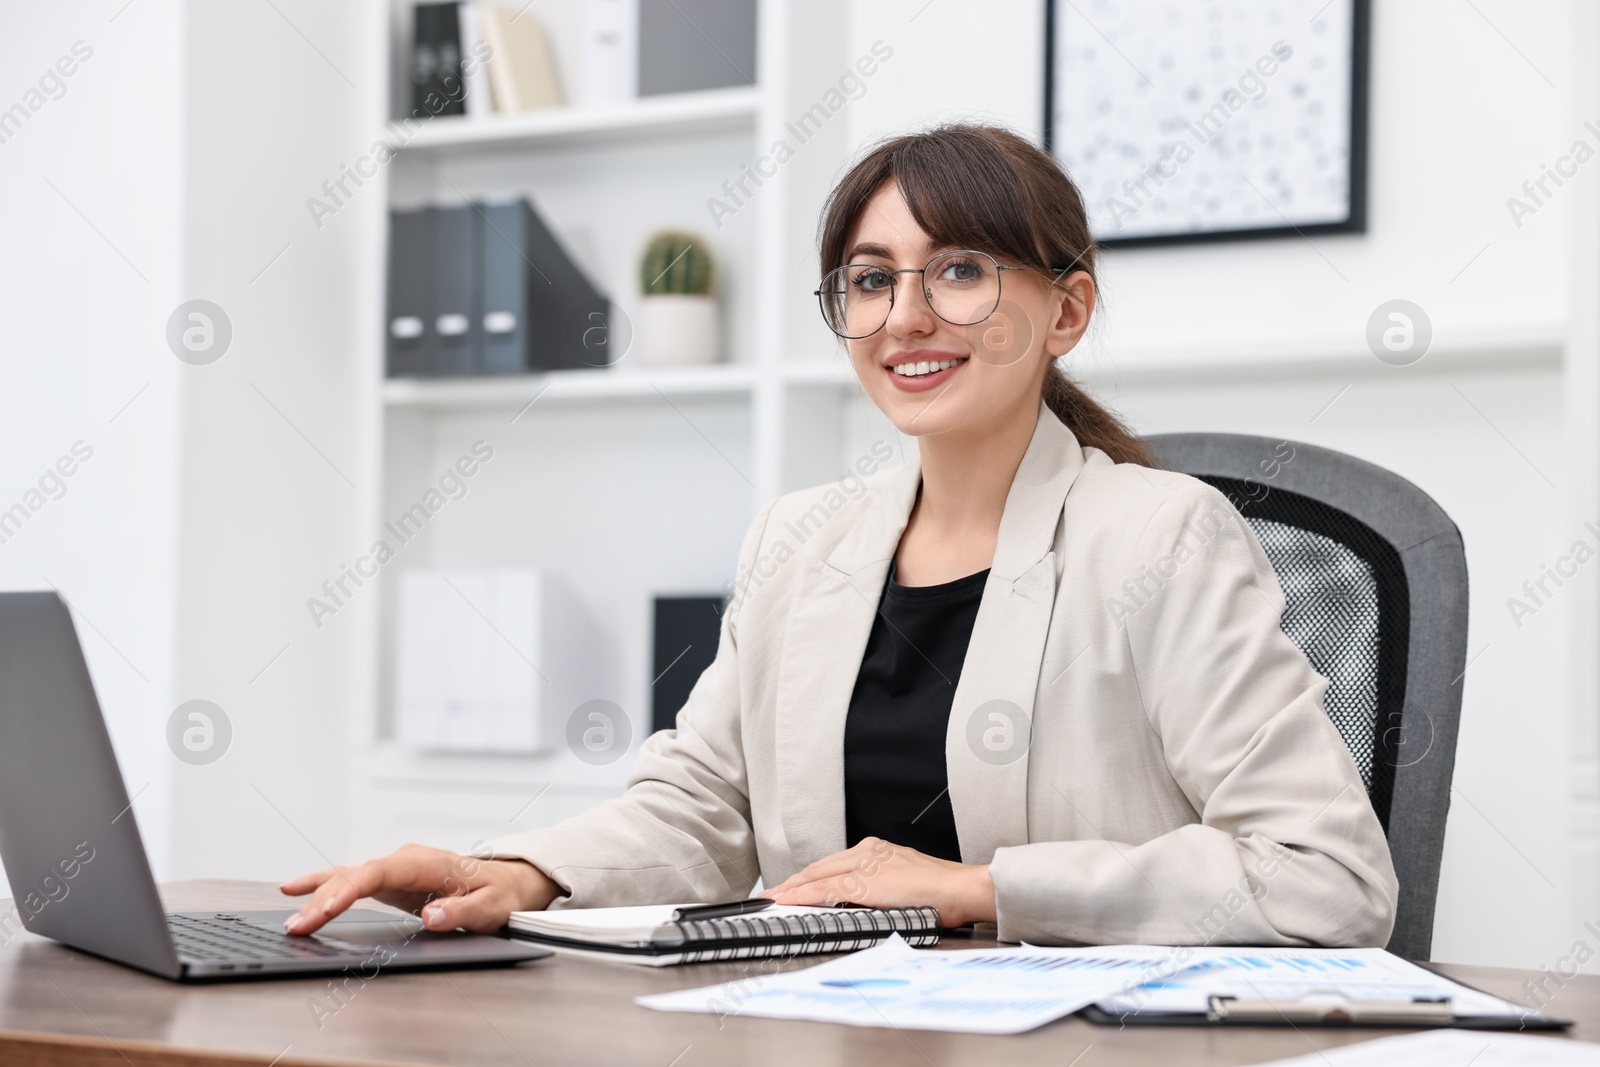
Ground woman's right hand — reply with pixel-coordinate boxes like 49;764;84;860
278;843;562;935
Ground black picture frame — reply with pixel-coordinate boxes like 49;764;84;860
1042;0;1371;250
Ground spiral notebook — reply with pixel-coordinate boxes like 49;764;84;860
503;903;943;966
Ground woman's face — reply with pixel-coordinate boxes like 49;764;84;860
839;180;1093;441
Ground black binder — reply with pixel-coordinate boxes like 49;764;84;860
478;198;531;375
410;2;465;117
650;595;728;733
433;203;479;374
385;198;610;378
477;197;608;373
385;207;436;377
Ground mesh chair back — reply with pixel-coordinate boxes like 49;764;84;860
1146;434;1467;961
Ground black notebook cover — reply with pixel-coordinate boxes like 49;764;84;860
506;906;942;965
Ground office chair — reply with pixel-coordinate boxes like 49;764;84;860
1145;433;1468;961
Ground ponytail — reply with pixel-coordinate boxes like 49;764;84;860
1042;363;1153;467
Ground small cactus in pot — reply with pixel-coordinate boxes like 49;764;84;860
640;230;716;296
636;230;720;367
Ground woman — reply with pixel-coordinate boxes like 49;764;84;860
283;124;1398;947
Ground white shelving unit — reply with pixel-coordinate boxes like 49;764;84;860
385;85;762;153
351;0;881;859
381;365;762;408
380;361;864;409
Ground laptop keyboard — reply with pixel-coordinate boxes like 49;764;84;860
167;914;354;961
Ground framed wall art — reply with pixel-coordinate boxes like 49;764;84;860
1043;0;1371;248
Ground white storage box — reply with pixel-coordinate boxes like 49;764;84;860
394;568;602;753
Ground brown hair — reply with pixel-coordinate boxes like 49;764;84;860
817;123;1152;467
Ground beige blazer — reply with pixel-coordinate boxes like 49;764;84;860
489;399;1399;947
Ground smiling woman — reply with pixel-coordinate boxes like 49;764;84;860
282;123;1398;951
814;124;1152;477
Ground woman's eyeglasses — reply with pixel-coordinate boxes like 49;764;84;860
814;249;1036;340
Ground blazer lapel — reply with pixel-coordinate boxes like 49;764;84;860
944;399;1087;863
774;452;922;866
774;399;1087;869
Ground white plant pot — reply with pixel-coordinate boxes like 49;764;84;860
635;295;720;367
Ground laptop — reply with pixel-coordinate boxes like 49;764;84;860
0;591;551;980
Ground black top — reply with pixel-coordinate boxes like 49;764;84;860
842;555;990;862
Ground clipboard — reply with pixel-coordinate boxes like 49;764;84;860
1080;985;1572;1031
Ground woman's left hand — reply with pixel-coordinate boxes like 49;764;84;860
762;837;995;928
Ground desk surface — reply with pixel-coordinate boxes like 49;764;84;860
0;881;1593;1067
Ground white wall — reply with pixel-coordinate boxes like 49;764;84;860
0;0;186;883
848;0;1590;969
168;0;385;881
0;0;386;890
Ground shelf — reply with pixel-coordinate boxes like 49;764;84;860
386;86;761;154
783;359;859;387
773;328;1567;391
382;330;1563;410
382;364;759;409
1072;324;1566;387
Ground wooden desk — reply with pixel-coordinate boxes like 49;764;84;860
0;881;1593;1067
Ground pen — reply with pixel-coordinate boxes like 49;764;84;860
671;898;776;922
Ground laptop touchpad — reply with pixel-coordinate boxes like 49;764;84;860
203;909;432;944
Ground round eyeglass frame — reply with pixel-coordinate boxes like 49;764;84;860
814;249;1039;340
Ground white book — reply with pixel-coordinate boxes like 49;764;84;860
580;0;637;106
456;2;492;118
479;4;563;113
525;0;637;108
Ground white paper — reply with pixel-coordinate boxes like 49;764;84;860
1246;1029;1600;1066
636;936;1166;1035
1097;946;1534;1021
